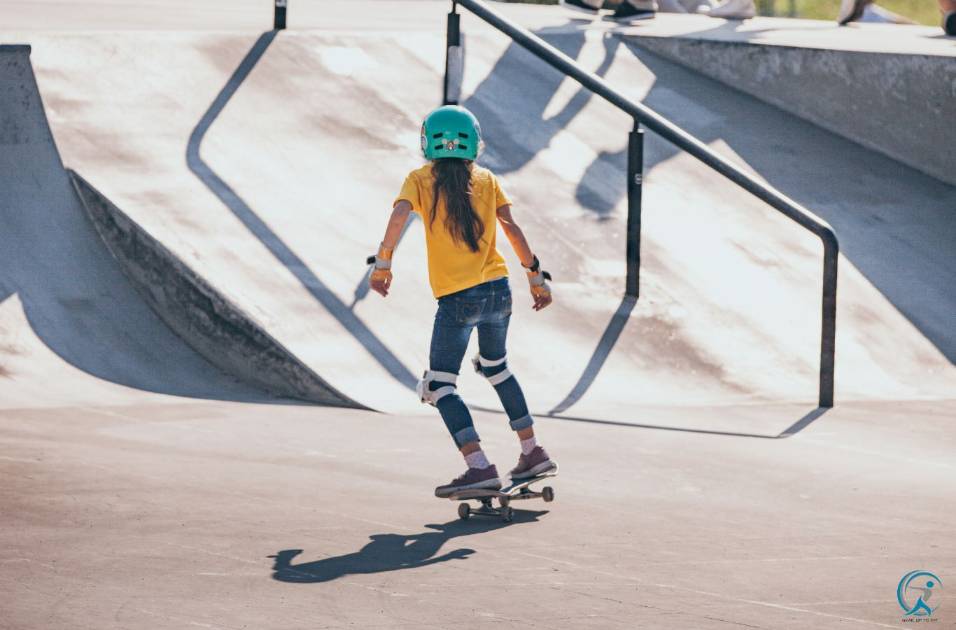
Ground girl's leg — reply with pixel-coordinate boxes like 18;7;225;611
428;314;478;451
475;316;534;437
475;289;556;478
429;299;503;497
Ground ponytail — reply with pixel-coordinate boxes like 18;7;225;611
430;159;484;253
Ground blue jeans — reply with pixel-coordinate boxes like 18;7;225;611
427;277;533;448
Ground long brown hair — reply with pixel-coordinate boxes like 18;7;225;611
430;158;484;253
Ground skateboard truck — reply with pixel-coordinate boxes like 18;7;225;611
448;470;556;522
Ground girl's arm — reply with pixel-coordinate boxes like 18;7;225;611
369;200;412;297
496;204;553;311
496;204;534;268
382;200;412;251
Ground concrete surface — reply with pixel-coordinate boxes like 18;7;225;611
1;399;954;629
70;170;360;407
1;2;954;628
0;44;352;407
0;45;265;408
618;15;956;187
10;3;953;415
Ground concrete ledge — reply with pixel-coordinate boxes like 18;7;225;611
620;16;955;186
69;170;364;409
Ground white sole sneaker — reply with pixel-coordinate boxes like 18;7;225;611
511;460;558;481
435;477;502;498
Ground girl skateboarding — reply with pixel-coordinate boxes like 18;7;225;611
369;105;558;498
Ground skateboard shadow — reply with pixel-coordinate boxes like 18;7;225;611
268;514;545;584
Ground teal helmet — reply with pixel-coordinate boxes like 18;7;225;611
421;105;482;161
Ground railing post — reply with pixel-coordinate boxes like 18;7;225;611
819;242;837;407
626;123;644;298
274;0;287;30
443;3;462;105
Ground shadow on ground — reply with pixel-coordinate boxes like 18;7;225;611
187;30;418;391
543;406;828;439
0;48;273;403
269;513;545;583
467;22;956;371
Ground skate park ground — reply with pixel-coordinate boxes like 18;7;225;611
1;1;955;628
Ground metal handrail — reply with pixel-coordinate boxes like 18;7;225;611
447;0;837;407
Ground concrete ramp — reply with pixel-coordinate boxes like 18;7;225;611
2;7;955;629
225;22;955;418
619;14;956;186
0;45;265;407
12;4;956;422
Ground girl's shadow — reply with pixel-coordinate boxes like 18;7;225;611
268;512;545;583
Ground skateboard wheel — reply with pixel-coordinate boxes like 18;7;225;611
499;496;510;509
458;503;471;520
542;486;555;503
501;506;513;522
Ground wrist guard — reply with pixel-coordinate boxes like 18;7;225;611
366;243;393;270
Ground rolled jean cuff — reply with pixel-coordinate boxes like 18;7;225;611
509;414;534;432
453;426;480;447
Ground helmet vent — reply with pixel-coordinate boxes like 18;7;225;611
458;132;469;138
458;144;468;150
432;133;443;139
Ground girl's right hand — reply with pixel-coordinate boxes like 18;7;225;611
368;243;394;297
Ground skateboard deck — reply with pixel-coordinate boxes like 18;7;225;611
447;467;557;522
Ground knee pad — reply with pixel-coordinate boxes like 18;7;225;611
416;370;458;406
471;353;513;386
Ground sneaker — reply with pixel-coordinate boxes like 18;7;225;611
434;465;502;498
837;0;870;24
604;1;657;22
944;11;956;35
560;0;602;15
707;0;755;18
510;446;558;481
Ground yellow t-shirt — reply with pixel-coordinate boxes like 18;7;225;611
395;163;510;298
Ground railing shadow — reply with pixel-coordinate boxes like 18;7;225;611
350;213;419;309
544;406;829;439
186;30;418;391
268;514;544;584
548;295;636;415
465;24;623;219
452;1;839;408
617;37;956;365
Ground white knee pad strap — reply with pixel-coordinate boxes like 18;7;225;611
477;354;507;368
486;368;513;386
417;370;458;406
471;353;513;386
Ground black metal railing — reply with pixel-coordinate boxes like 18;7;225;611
274;0;287;30
444;0;838;408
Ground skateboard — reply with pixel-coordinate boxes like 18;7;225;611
447;469;557;522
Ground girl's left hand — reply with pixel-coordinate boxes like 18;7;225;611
527;269;552;311
370;268;393;297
